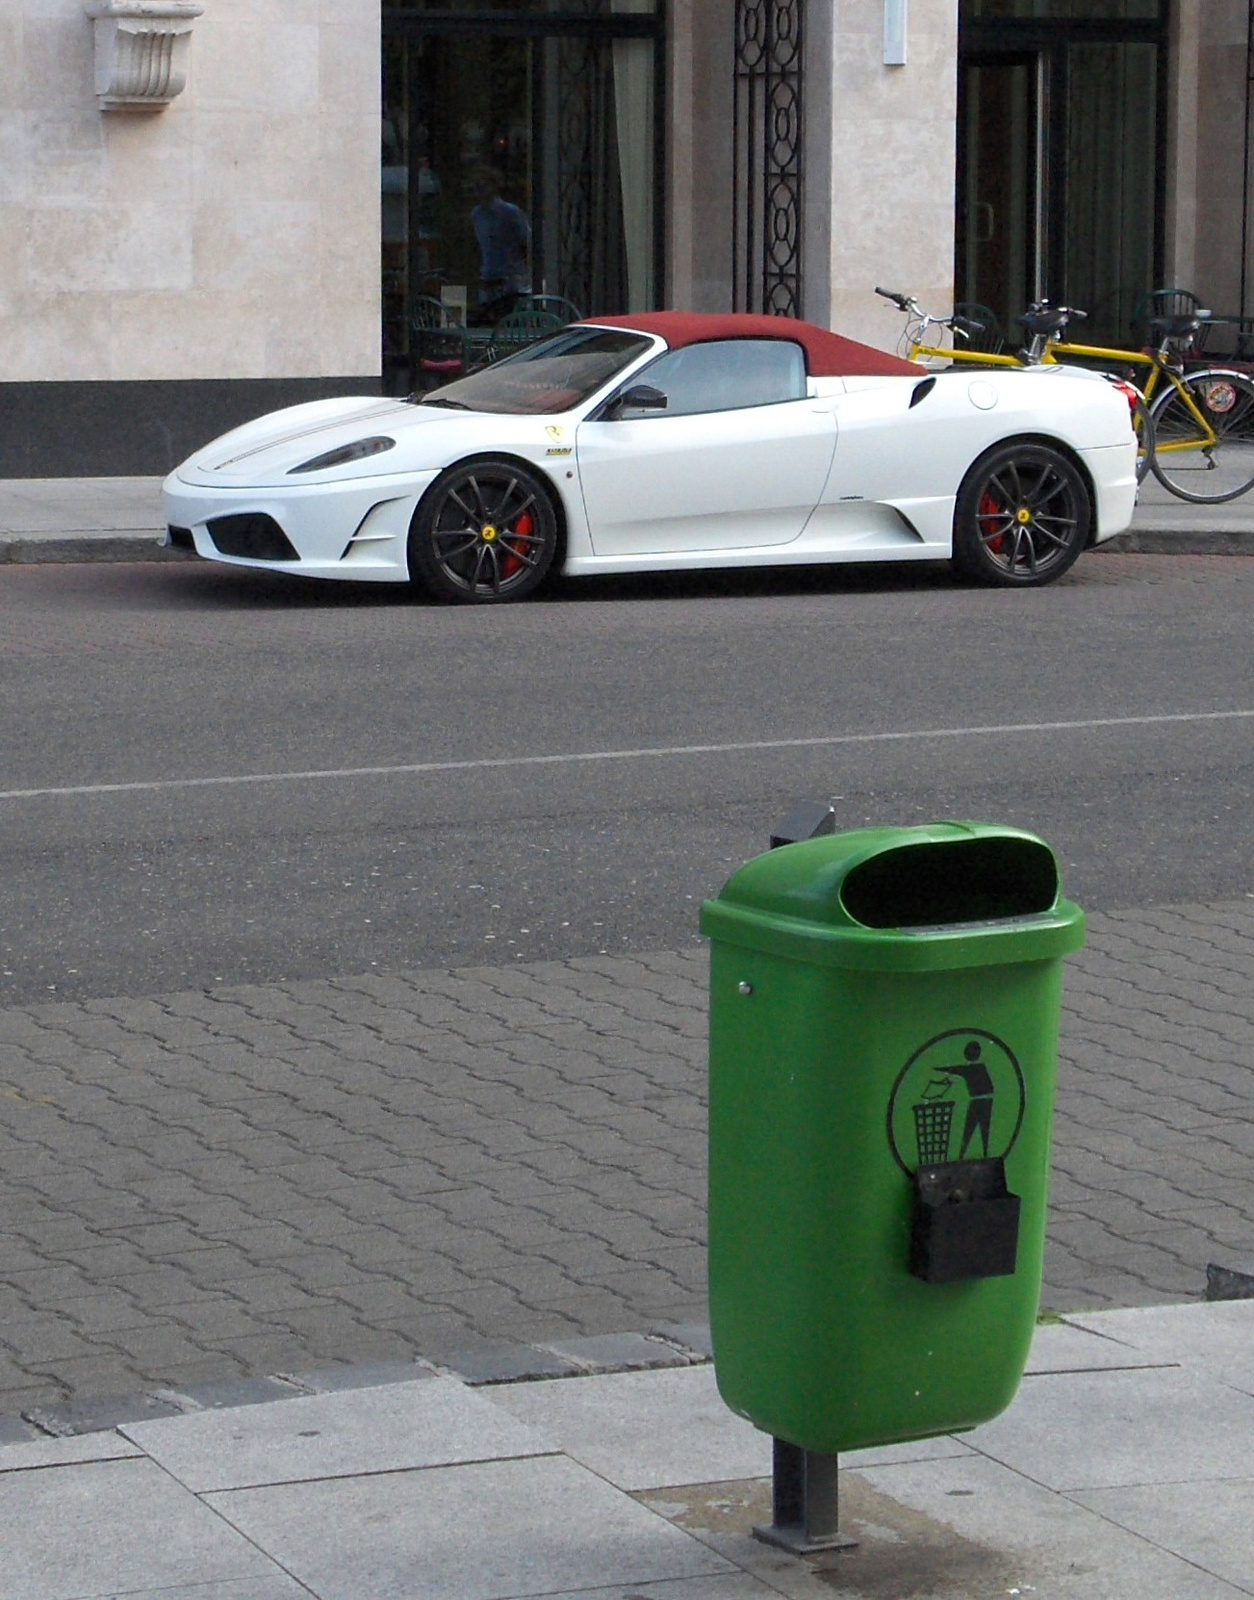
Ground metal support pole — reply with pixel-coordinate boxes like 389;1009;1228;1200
1243;0;1254;320
753;1437;857;1552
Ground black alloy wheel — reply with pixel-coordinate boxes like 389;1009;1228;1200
409;458;559;603
952;441;1091;587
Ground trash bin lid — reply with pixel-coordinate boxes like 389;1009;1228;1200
700;823;1085;971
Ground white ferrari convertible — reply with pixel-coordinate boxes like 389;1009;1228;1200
163;312;1138;601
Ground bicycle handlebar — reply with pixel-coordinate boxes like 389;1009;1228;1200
877;287;985;338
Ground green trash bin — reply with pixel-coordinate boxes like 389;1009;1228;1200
700;822;1085;1456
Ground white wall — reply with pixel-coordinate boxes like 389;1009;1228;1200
814;0;959;351
0;0;380;384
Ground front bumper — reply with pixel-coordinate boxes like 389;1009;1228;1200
161;470;440;582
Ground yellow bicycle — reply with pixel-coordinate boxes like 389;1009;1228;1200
876;288;1254;503
1022;304;1254;504
877;287;1153;481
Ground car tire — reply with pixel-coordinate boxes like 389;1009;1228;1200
951;440;1091;587
408;458;559;603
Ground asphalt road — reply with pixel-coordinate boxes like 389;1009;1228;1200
1;552;1252;1007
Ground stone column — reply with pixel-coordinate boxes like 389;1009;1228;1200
1193;0;1251;318
808;0;959;349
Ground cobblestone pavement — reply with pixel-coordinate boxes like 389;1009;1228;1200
1;901;1253;1418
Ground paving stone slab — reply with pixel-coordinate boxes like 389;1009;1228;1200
1070;1477;1254;1592
840;1452;1249;1599
437;1341;585;1385
281;1358;439;1393
206;1453;733;1600
73;1583;310;1600
1026;1317;1179;1374
653;1322;716;1359
122;1375;554;1493
0;1415;43;1444
0;1456;281;1600
540;1577;787;1599
21;1390;182;1437
540;1330;696;1372
1065;1301;1254;1392
962;1366;1254;1491
484;1364;772;1491
0;1430;142;1474
159;1376;304;1411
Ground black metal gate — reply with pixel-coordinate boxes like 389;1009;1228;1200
733;0;803;317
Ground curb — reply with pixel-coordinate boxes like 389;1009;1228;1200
0;1324;715;1446
1103;528;1254;554
0;534;193;564
0;531;1250;565
0;524;1247;563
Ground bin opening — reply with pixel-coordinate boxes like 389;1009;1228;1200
839;837;1058;929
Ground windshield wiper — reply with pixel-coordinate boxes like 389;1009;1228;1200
421;396;472;410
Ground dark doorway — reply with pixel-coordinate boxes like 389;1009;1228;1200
957;3;1166;347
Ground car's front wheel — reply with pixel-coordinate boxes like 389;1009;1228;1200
951;441;1091;587
409;458;558;603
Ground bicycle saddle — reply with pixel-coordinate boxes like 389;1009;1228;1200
1017;304;1083;337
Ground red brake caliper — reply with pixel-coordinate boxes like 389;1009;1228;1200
979;491;1006;555
501;510;533;580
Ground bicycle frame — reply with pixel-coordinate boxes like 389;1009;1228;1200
908;336;1021;368
877;285;1254;501
1041;341;1217;454
908;316;1214;456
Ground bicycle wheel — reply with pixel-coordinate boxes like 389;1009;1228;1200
1131;391;1155;484
1149;368;1254;502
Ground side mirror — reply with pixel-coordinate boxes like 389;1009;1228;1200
608;384;668;419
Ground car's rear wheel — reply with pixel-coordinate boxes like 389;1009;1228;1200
952;440;1091;587
409;458;558;603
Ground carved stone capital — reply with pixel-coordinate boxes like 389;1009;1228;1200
84;0;205;112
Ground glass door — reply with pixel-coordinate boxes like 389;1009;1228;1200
382;9;661;387
1061;39;1158;344
955;53;1041;348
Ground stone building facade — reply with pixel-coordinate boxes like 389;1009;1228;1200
0;0;1249;476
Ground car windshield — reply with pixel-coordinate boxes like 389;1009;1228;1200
418;328;653;415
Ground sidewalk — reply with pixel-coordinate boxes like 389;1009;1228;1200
0;475;1251;562
3;1301;1252;1599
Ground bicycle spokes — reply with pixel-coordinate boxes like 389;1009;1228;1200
1150;370;1254;504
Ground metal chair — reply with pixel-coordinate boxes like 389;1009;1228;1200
1132;288;1203;348
485;307;566;364
521;294;583;325
410;295;471;388
952;301;1005;355
1132;287;1254;365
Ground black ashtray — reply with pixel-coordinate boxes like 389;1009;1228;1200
910;1156;1021;1284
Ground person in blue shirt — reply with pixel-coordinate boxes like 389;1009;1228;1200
470;168;531;323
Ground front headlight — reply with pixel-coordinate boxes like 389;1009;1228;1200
288;436;396;474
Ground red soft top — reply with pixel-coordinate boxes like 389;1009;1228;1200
580;312;920;378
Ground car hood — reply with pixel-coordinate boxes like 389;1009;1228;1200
170;395;498;487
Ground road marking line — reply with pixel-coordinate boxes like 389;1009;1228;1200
1;708;1251;803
